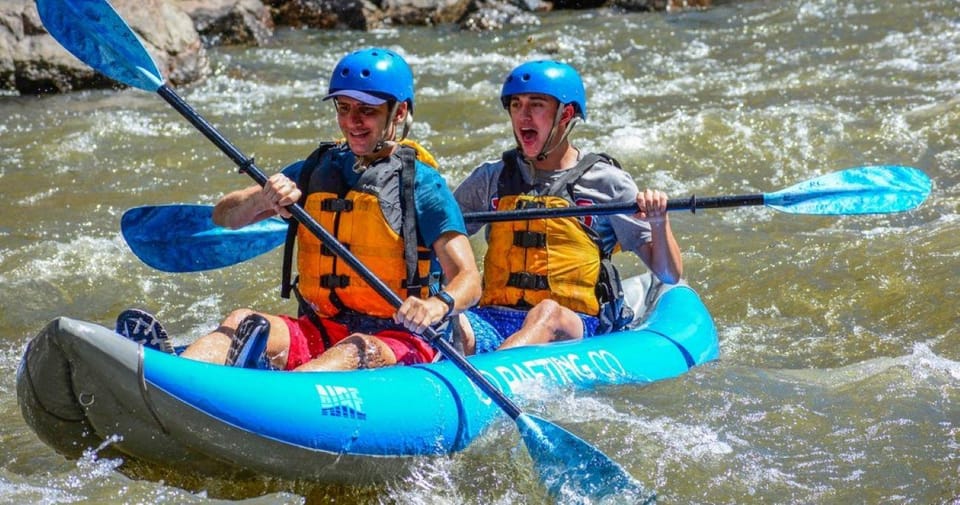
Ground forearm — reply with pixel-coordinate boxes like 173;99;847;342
439;269;481;315
633;188;682;284
644;218;683;284
433;233;481;315
212;185;277;229
395;233;481;332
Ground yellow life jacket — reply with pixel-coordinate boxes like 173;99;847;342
480;151;615;316
281;142;435;319
481;194;602;314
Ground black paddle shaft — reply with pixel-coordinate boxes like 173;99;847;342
156;85;524;420
462;193;766;223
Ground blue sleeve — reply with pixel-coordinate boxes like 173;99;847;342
414;163;467;247
281;160;305;182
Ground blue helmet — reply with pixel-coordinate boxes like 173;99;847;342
324;48;415;112
500;60;587;120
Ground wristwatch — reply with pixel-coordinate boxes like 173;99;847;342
435;290;456;319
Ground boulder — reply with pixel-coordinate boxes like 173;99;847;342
266;0;374;30
379;0;474;26
459;0;546;31
2;0;207;94
178;0;274;46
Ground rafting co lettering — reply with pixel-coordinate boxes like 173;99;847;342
482;350;627;393
316;384;366;420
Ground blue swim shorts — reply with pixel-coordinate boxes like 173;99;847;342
465;305;599;354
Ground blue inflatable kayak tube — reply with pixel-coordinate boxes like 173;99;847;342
16;275;719;483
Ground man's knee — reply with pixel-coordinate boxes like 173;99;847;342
339;334;391;368
528;299;582;340
223;308;256;329
528;299;564;321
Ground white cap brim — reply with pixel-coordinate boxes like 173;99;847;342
322;89;388;105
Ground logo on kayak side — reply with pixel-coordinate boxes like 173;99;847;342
476;350;629;403
316;384;366;420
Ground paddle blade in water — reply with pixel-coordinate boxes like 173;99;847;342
764;165;931;215
36;0;164;91
517;414;655;504
121;205;287;272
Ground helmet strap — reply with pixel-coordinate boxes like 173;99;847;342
530;106;579;163
372;101;399;152
357;101;409;172
399;111;412;142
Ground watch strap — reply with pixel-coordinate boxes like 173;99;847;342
436;290;455;319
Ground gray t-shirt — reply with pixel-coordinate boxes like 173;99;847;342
454;150;651;255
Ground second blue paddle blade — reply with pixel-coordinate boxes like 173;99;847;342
121;205;287;272
518;413;656;504
765;165;931;215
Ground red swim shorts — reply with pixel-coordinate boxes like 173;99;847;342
278;313;436;370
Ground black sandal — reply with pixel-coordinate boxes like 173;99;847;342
225;314;272;369
115;308;175;354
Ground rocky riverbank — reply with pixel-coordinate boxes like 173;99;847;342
1;0;712;95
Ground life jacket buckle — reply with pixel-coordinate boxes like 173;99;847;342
515;200;546;210
507;272;549;290
320;274;350;288
400;279;422;290
513;230;546;248
321;198;354;212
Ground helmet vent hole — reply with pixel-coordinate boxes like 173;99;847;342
521;73;531;82
361;70;371;78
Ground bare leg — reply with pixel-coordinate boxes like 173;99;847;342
498;299;584;350
293;333;397;372
180;308;291;368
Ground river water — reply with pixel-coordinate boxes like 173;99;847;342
1;0;958;503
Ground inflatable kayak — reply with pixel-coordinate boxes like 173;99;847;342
16;274;718;483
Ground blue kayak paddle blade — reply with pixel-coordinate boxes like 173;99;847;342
764;165;931;215
36;0;165;91
517;413;656;504
121;205;287;272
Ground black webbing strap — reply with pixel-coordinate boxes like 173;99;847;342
399;146;421;298
513;230;546;248
546;152;605;198
507;272;549;290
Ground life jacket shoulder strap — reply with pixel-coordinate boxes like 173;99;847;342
547;152;619;199
498;149;532;196
398;145;422;298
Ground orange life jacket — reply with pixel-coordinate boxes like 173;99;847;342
281;142;435;319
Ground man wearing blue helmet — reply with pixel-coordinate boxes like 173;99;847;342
146;48;481;371
454;60;682;352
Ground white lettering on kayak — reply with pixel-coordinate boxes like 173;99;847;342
489;351;626;393
589;350;627;379
316;384;366;420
